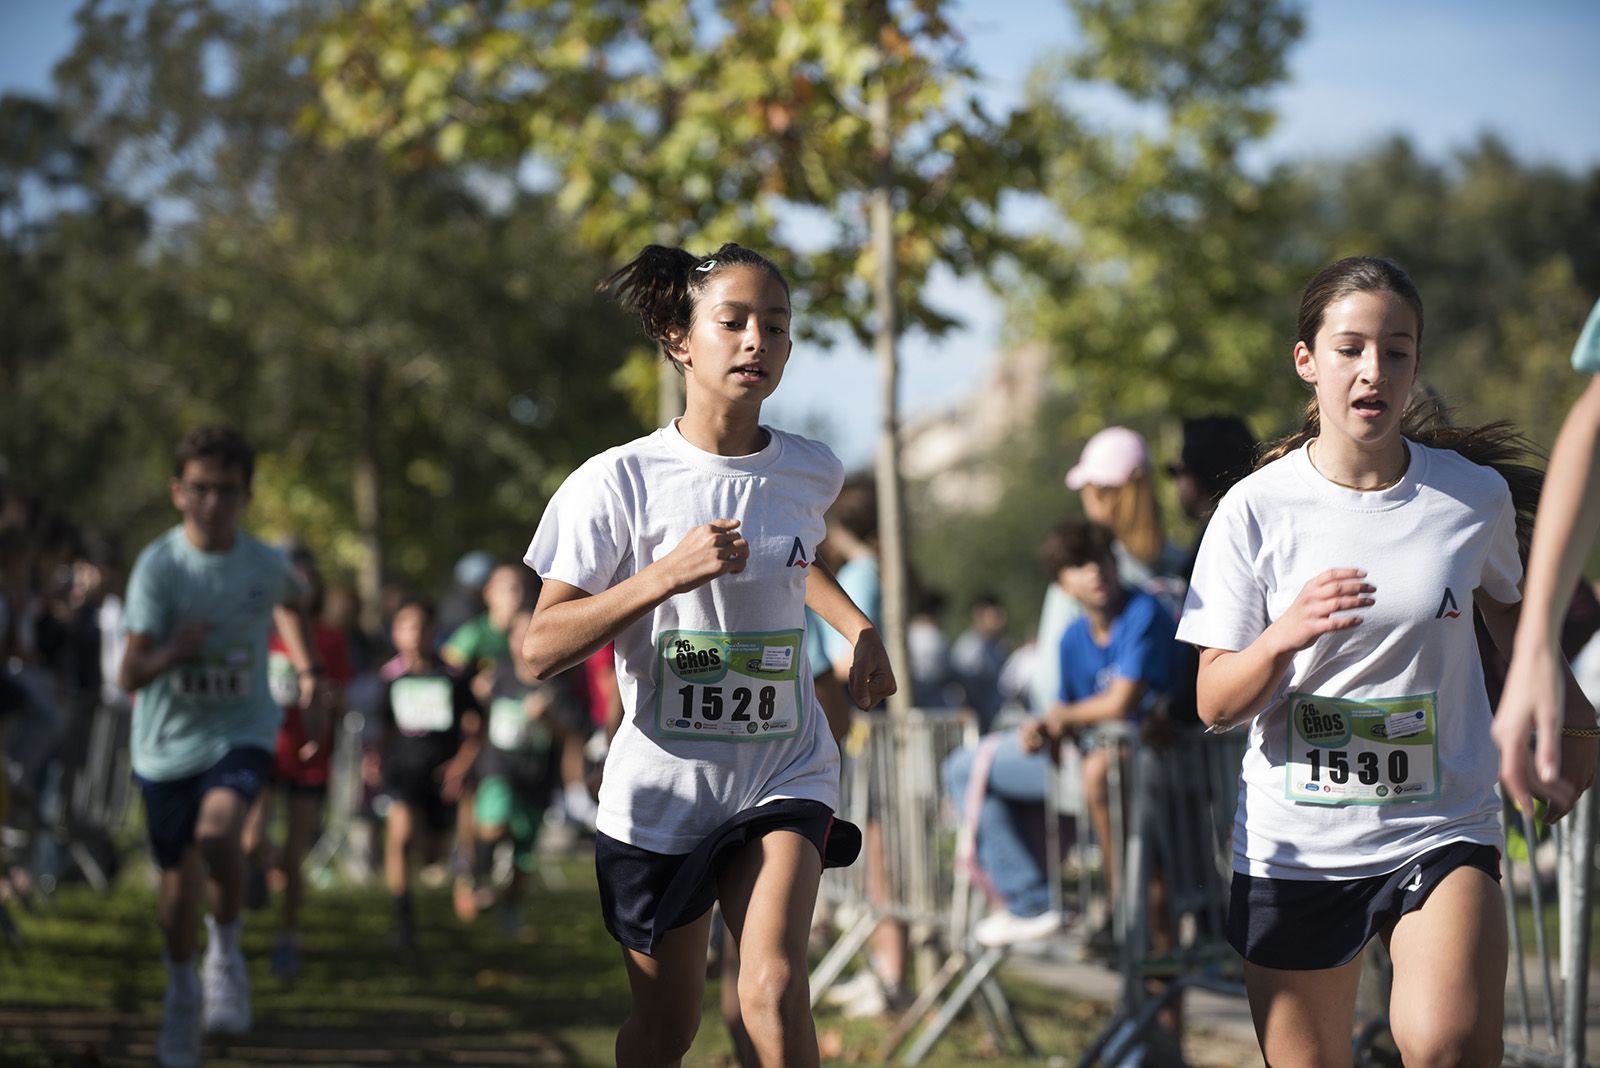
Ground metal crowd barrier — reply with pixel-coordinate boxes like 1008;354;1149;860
1075;725;1248;1068
892;719;1067;1065
2;693;134;906
304;709;372;886
889;720;1245;1066
809;711;983;1038
1500;786;1596;1068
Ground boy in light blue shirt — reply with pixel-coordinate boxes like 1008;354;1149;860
119;427;325;1068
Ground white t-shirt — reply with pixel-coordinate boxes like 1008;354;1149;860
525;421;844;853
1177;440;1521;880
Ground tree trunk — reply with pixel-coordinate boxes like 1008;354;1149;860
870;65;911;720
353;352;384;636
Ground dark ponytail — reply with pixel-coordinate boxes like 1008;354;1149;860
1399;400;1542;556
1258;398;1541;554
599;242;791;366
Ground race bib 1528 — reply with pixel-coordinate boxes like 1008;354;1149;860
655;629;804;742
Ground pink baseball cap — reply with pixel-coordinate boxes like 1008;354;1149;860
1065;427;1149;490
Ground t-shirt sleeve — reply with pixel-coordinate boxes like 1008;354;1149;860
1572;297;1600;374
1111;594;1176;693
1478;482;1523;604
1056;625;1079;704
266;545;304;606
122;547;168;639
524;460;631;596
440;621;478;668
1175;492;1268;653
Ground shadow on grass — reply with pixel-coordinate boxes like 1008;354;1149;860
0;860;622;1067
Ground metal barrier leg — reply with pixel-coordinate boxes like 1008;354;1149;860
881;948;971;1057
808;908;879;1009
900;945;1009;1065
976;972;1035;1056
1519;805;1564;1048
1505;805;1537;1047
1560;787;1594;1068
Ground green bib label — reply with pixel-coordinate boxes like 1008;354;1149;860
267;650;300;707
1286;692;1440;805
488;694;552;753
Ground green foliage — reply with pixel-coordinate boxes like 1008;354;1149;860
915;2;1600;633
3;0;646;591
1296;135;1600;446
1013;0;1311;446
913;0;1306;627
307;0;1039;347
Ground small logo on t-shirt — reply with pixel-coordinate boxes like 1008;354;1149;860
787;537;811;568
1401;863;1423;892
1435;588;1461;620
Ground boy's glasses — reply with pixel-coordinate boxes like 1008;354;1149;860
180;481;245;501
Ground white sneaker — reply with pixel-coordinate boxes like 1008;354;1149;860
821;968;883;1007
201;948;252;1035
563;782;598;831
972;908;1064;948
157;972;201;1068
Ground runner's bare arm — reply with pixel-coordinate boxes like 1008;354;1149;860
118;624;205;692
522;520;748;680
1497;377;1600;810
805;561;896;709
1196;567;1375;730
274;602;330;746
1482;588;1598;822
272;602;323;680
803;560;873;650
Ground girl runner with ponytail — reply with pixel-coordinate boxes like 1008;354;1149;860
522;242;893;1068
1176;256;1596;1066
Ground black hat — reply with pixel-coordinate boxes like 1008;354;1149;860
1175;415;1258;496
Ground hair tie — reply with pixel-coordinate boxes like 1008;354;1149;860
694;260;717;273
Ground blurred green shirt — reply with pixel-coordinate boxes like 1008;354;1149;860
441;613;510;673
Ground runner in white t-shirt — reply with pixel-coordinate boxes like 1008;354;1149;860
1178;256;1594;1067
522;242;894;1068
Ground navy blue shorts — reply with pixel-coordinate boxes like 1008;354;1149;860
595;799;861;956
1228;839;1501;971
136;748;273;869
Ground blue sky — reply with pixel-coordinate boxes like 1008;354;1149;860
5;0;1599;466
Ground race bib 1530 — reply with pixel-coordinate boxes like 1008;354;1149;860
1285;692;1440;805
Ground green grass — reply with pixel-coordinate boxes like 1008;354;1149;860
0;856;1114;1067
